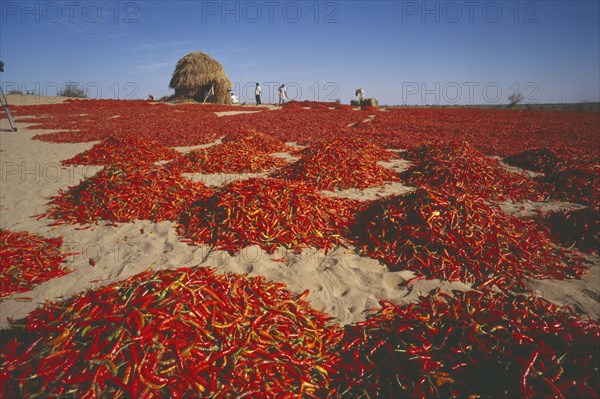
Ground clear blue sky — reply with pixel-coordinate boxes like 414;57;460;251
1;1;599;105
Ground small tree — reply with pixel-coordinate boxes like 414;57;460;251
59;82;87;98
350;99;360;106
508;92;524;108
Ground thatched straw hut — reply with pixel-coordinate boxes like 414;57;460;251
169;51;232;104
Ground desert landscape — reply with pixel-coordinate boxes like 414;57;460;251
4;0;600;395
1;90;598;397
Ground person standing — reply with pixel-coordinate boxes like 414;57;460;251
355;88;365;101
278;84;287;106
255;83;262;105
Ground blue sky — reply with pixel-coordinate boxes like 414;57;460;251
1;1;599;105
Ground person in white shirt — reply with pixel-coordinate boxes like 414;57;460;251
255;83;262;105
231;92;239;104
356;88;365;101
278;84;286;105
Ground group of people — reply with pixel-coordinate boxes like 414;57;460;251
231;84;364;106
253;83;286;106
226;83;285;106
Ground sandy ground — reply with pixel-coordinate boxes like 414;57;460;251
1;96;598;329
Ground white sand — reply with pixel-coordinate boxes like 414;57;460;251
1;98;598;329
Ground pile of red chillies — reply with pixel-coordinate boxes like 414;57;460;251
538;208;600;254
540;167;600;208
43;165;213;225
350;188;586;289
273;138;398;190
1;268;598;398
401;141;546;201
168;140;289;174
330;289;599;398
502;147;600;208
178;178;360;254
0;267;342;398
61;135;180;166
503;147;598;175
0;230;73;298
220;131;293;153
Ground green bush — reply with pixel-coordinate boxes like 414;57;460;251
59;82;87;98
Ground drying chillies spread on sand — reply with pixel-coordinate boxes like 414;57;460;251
273;138;399;190
350;189;586;289
22;100;228;146
178;178;360;254
538;207;600;254
540;166;600;208
0;267;342;398
348;107;600;157
0;230;73;298
502;147;600;208
503;147;598;174
168;139;289;174
282;100;353;111
3;100;599;398
401;141;546;201
330;290;599;398
220;131;293;153
61;135;180;166
43;165;213;225
11;100;598;156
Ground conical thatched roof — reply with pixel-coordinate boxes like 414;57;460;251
169;51;232;104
